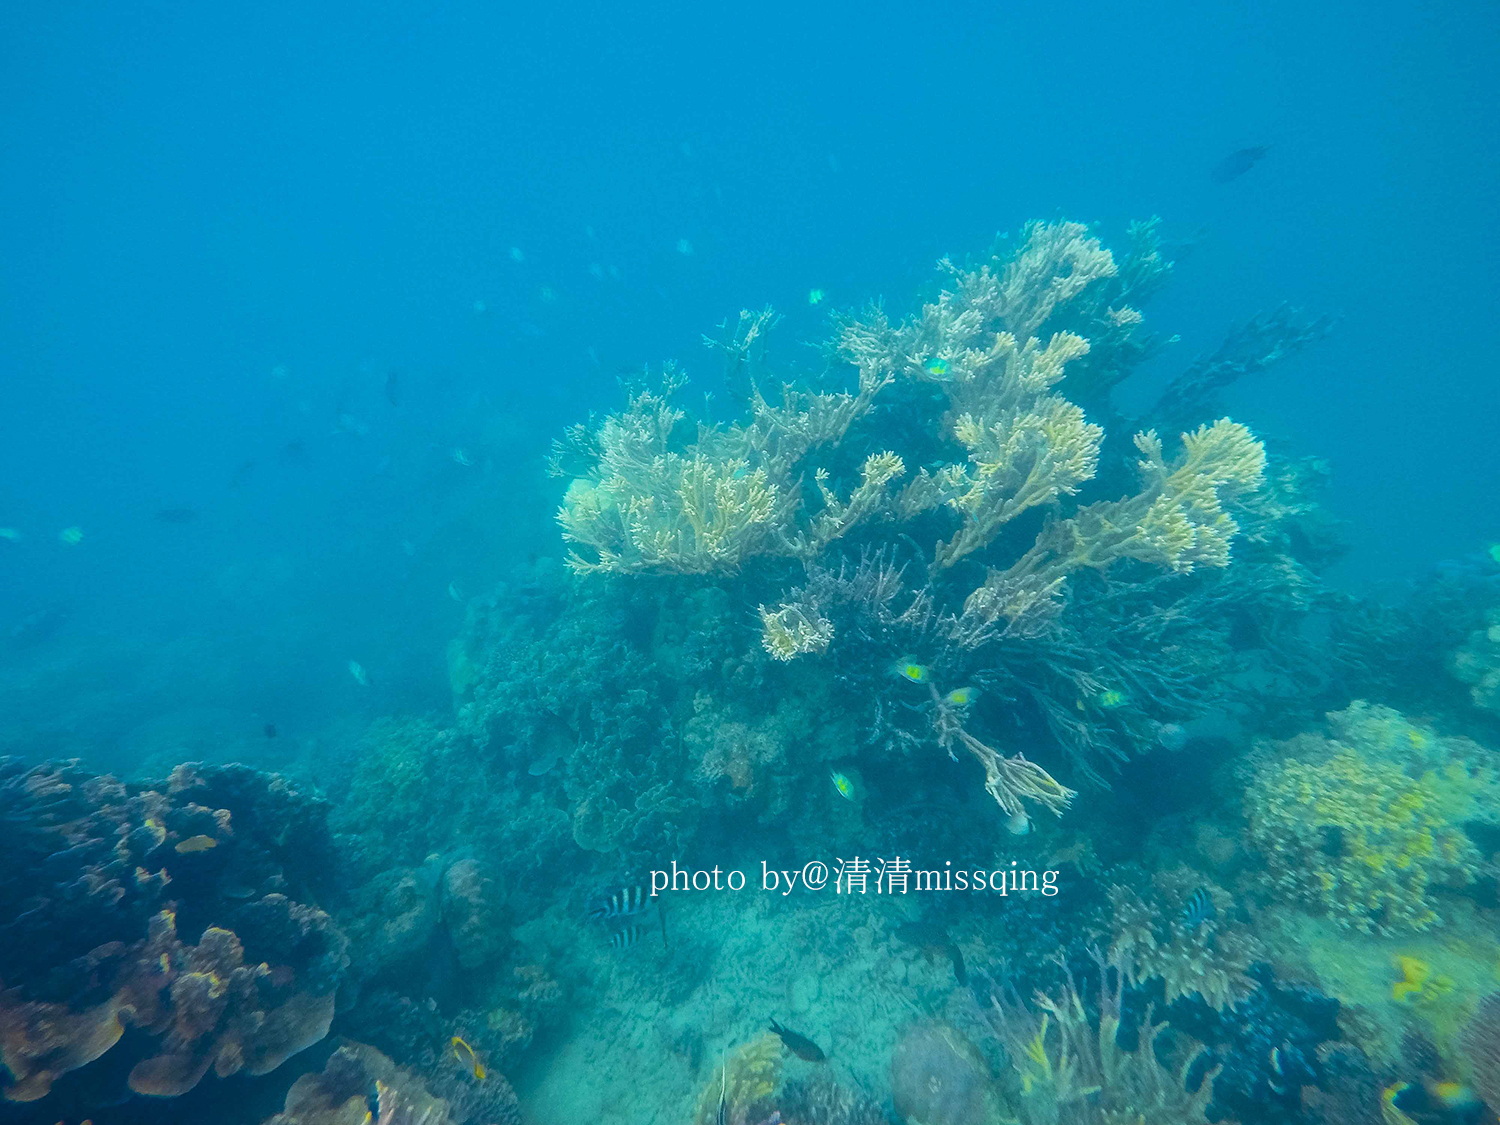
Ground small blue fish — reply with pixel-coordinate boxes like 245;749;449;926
1182;887;1216;929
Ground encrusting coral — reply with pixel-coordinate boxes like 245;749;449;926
1242;702;1499;933
552;220;1268;823
1451;604;1500;715
690;1033;783;1125
0;757;348;1104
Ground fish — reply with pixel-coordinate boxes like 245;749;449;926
1211;145;1269;183
922;357;952;379
0;528;22;541
1095;688;1127;709
767;1018;826;1063
452;448;474;467
348;661;370;686
1005;809;1031;836
717;1058;727;1125
609;923;648;949
830;770;856;802
447;581;464;601
385;370;401;407
263;723;278;739
892;658;930;683
58;526;84;545
228;459;257;488
154;508;199;524
174;835;217;854
1488;543;1500;566
895;921;967;985
527;750;561;776
943;686;977;707
450;1035;486;1080
588;885;649;920
1181;887;1216;929
280;439;307;462
807;288;826;306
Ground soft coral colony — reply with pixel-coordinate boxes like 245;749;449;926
553;220;1267;822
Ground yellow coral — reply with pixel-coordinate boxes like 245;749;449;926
691;1034;782;1125
1244;704;1488;934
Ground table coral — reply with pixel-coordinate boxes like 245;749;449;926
1242;702;1496;933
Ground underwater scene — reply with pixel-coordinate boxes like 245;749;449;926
3;3;1500;1124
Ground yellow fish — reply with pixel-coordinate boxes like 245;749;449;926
922;357;952;379
1095;689;1127;709
174;835;217;854
892;659;929;684
830;770;856;802
59;526;84;545
944;687;977;707
451;1035;486;1080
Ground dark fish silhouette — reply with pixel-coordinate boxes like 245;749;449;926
228;459;256;489
1212;145;1269;183
154;507;199;524
767;1018;826;1062
385;369;402;407
263;723;278;739
1182;886;1217;929
280;439;307;462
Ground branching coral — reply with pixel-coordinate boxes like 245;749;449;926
1242;702;1497;933
1108;868;1262;1012
550;219;1271;820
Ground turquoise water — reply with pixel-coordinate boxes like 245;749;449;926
2;5;1499;1124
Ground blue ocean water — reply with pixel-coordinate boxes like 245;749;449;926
1;3;1498;1124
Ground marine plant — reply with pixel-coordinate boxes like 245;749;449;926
552;220;1273;819
1241;702;1499;933
977;947;1218;1125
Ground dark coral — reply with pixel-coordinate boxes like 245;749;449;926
1158;962;1341;1124
0;757;348;1106
1460;991;1500;1116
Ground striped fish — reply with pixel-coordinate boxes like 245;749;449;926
1181;887;1216;930
609;923;647;950
588;885;649;921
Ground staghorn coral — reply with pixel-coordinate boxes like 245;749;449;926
1108;868;1263;1012
0;757;347;1104
1243;702;1497;933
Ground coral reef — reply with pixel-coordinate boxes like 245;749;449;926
889;1020;1007;1125
0;757;347;1104
1109;867;1263;1011
1242;702;1499;933
690;1033;783;1125
1451;605;1500;716
1459;991;1500;1116
977;948;1217;1125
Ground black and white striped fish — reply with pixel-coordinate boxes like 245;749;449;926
1181;887;1216;930
609;923;648;950
588;885;649;921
